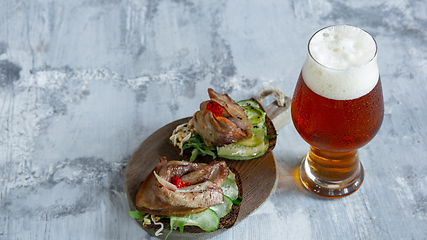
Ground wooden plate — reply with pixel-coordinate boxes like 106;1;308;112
124;117;278;240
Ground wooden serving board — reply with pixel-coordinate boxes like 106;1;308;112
124;117;278;240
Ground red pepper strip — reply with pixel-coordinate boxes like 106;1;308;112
206;101;223;117
171;176;191;188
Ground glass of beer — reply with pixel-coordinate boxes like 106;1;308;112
291;25;384;198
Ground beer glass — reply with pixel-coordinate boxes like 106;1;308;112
292;25;384;198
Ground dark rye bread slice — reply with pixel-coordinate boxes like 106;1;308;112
176;98;277;164
142;166;243;233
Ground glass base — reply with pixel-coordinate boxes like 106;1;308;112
299;154;364;198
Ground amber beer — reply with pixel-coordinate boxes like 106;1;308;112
292;25;384;198
292;75;384;152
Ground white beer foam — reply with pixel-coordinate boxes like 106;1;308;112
302;25;379;100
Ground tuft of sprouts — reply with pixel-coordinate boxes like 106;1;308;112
169;121;194;155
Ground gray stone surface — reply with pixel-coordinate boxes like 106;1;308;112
1;0;426;239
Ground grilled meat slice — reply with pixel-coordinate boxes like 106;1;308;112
191;88;252;147
135;157;229;216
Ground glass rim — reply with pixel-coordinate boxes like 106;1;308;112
307;25;378;71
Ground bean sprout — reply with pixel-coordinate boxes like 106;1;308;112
170;121;195;155
151;215;164;236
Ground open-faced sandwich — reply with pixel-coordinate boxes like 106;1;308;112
170;88;277;162
129;157;242;238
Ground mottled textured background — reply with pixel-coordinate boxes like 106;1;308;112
1;0;426;239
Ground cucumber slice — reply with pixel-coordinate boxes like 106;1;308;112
170;209;219;233
209;196;233;218
251;121;267;133
237;100;265;126
227;168;236;181
237;100;261;109
235;130;265;147
245;107;265;125
217;138;269;161
221;178;239;201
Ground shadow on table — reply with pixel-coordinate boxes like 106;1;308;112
274;155;330;201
